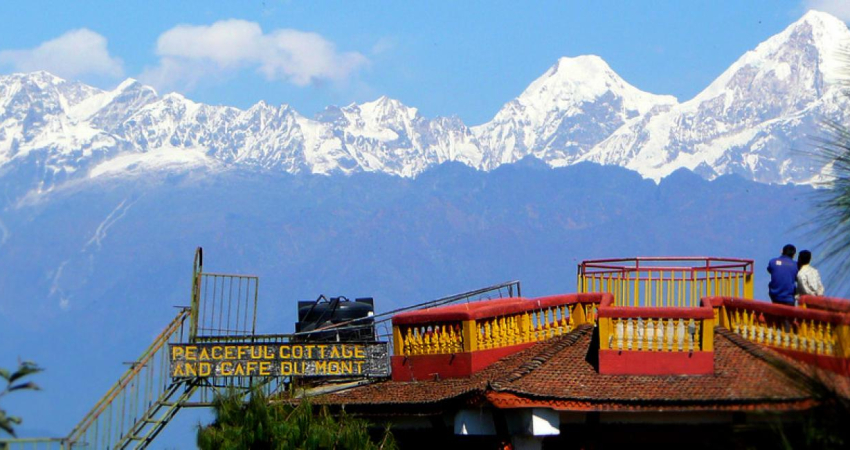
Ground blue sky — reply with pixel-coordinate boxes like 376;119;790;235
0;0;846;124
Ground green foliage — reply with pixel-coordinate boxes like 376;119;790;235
197;389;396;450
776;373;850;450
809;119;850;278
754;347;850;450
0;361;43;437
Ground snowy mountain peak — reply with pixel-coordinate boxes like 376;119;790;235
522;55;677;113
0;10;847;201
113;78;154;95
336;96;421;134
581;10;850;184
545;55;617;86
787;9;850;82
798;9;849;33
689;8;850;109
472;54;678;168
355;95;416;119
19;70;68;88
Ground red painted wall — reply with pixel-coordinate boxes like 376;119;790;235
772;347;850;376
391;342;536;381
598;350;714;375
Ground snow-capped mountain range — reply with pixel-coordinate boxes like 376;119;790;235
0;10;848;200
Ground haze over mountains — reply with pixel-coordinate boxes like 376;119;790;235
0;10;848;206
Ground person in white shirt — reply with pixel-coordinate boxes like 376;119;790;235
796;250;824;300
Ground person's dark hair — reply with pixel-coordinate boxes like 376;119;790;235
782;244;797;258
798;250;812;267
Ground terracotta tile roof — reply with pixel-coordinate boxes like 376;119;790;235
314;332;551;407
315;325;850;412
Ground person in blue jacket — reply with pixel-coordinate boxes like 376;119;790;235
767;244;798;306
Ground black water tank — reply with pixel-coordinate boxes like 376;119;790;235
294;297;375;342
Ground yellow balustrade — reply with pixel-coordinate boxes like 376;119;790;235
601;316;709;352
723;306;840;357
474;305;578;352
394;322;465;356
393;299;601;357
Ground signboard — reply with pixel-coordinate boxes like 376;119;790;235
170;342;390;378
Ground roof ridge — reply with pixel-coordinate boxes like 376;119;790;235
715;326;817;386
491;324;594;389
716;326;797;366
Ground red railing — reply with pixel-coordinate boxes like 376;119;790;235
799;295;850;313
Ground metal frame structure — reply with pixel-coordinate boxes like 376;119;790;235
0;248;520;450
578;256;754;307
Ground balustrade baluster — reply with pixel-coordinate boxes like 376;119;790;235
825;323;835;355
534;309;543;341
489;319;496;348
438;325;447;353
551;309;559;336
776;322;784;347
808;320;817;354
515;316;522;342
412;328;422;355
695;320;702;350
521;311;531;343
560;306;569;334
791;323;800;351
733;309;741;335
654;318;663;351
498;317;506;346
786;324;794;349
540;309;548;338
666;318;675;351
748;311;758;341
677;318;685;351
615;319;624;350
635;318;644;350
423;330;432;355
799;321;809;353
765;323;774;346
508;316;517;345
404;328;413;356
501;316;508;347
646;319;655;351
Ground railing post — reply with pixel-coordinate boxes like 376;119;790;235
570;303;586;326
838;324;850;358
744;274;754;299
714;305;729;329
189;247;203;341
701;316;714;351
577;265;582;294
393;325;404;356
462;320;478;352
599;317;611;350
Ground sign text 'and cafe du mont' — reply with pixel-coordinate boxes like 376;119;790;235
170;342;390;378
